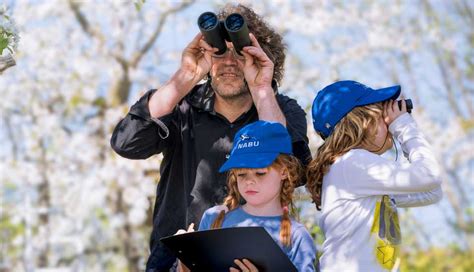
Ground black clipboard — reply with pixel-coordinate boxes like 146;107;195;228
160;226;297;272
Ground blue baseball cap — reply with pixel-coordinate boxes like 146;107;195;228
312;80;401;139
219;121;292;172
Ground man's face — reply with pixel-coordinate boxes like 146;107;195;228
209;42;248;100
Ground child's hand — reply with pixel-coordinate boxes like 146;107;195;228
175;223;195;272
174;223;195;235
177;261;190;272
229;258;259;272
383;99;406;126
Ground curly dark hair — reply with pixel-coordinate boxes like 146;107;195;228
217;4;286;85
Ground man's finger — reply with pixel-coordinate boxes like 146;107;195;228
198;38;217;52
249;33;260;48
241;50;254;67
189;33;203;47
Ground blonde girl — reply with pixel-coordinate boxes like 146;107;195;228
307;81;442;272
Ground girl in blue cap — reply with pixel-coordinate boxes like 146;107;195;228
306;81;442;271
183;120;317;272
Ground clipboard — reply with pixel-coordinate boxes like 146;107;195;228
160;226;298;272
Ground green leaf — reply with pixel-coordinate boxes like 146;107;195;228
0;35;8;55
69;93;84;108
93;97;107;108
134;0;146;12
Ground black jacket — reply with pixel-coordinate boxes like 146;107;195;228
110;82;311;271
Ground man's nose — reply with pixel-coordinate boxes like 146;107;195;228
222;48;238;63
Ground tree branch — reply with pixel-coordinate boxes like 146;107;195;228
455;0;474;26
422;0;465;118
0;53;16;74
130;0;195;68
68;0;105;44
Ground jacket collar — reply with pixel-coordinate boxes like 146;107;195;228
186;81;215;112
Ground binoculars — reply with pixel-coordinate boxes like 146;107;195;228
398;99;413;113
197;12;251;56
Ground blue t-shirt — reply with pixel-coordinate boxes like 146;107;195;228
199;206;317;272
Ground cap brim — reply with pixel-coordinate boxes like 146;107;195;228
357;85;401;106
219;152;279;173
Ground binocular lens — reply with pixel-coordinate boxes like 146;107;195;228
197;12;227;55
224;13;251;55
225;14;245;31
198;12;218;30
197;12;251;56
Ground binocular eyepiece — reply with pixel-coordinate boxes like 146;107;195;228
197;12;251;56
398;99;413;113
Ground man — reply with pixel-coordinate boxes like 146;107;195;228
110;4;311;271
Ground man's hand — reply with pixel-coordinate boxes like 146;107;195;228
149;34;218;118
241;33;274;93
181;33;218;83
239;33;285;126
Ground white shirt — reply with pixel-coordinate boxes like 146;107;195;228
319;113;442;272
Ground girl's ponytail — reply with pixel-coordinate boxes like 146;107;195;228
211;172;241;229
211;208;227;229
274;155;301;247
280;206;291;247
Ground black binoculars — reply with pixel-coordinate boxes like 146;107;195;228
197;12;251;56
398;99;413;113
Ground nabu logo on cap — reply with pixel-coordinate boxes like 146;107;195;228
240;134;250;140
237;134;260;149
219;121;293;173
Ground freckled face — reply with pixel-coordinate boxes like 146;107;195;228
235;167;283;208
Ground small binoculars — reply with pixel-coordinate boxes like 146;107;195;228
197;12;251;56
398;99;413;113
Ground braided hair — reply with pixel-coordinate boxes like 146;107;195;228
211;154;302;246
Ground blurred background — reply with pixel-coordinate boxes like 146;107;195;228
0;0;472;271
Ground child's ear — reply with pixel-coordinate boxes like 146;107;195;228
280;168;288;180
